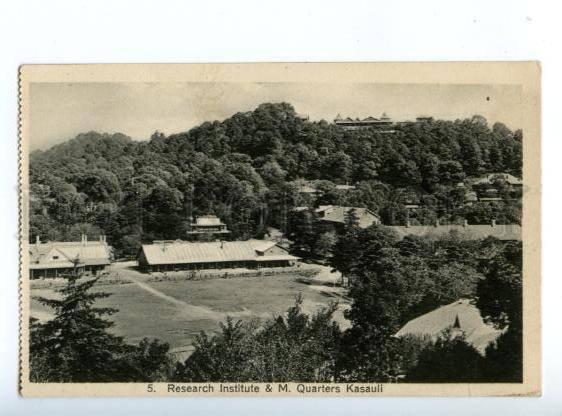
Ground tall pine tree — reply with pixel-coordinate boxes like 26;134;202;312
330;208;360;286
30;263;128;382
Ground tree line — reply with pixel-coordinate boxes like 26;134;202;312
29;103;522;256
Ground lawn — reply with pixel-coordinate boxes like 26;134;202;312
30;272;349;358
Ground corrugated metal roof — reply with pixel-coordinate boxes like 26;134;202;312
255;255;298;262
249;240;277;253
29;241;112;268
395;299;504;354
141;239;296;266
388;224;521;241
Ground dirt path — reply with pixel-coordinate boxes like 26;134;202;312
120;272;254;321
297;262;342;285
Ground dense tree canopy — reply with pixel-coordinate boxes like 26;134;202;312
476;241;523;381
30;103;522;256
174;296;341;382
329;226;518;382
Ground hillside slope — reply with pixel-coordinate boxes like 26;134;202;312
29;103;523;255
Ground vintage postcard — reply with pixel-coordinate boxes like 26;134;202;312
19;63;541;397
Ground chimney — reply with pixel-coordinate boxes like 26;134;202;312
405;219;411;228
35;235;40;246
491;219;496;227
82;234;88;245
434;218;440;227
220;240;225;249
463;219;468;227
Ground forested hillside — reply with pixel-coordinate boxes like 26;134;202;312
29;103;523;256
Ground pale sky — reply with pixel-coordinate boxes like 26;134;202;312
30;82;523;150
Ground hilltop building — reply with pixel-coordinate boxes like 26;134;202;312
394;299;504;354
333;113;440;130
138;239;298;272
334;113;394;131
29;235;112;279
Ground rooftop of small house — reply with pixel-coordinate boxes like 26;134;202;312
473;173;523;186
394;299;504;354
29;235;112;269
295;181;319;194
315;205;380;227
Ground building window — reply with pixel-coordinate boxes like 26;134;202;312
53;256;59;260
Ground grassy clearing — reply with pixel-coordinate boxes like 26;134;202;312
30;271;349;352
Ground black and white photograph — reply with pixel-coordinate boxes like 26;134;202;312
18;63;541;397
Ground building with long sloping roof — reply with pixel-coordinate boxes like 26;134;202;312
29;235;112;279
388;220;521;241
138;239;298;272
394;299;504;354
